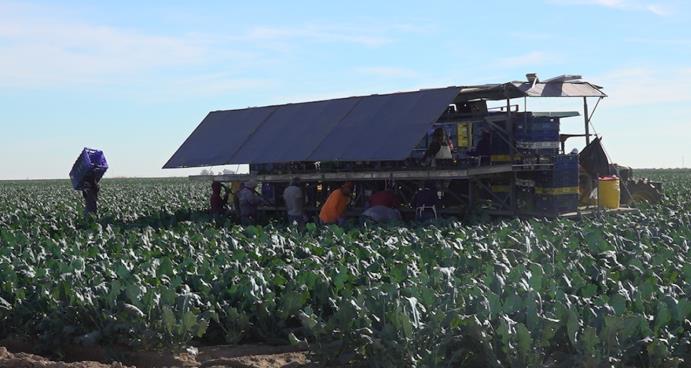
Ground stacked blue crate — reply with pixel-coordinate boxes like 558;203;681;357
69;148;108;190
535;154;579;213
515;114;560;157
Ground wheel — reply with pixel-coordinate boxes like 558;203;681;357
624;179;663;205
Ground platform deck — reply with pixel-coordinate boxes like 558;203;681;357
190;163;552;183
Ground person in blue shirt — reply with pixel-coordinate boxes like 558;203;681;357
412;181;440;222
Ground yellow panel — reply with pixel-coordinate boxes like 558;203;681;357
456;122;472;149
535;186;580;195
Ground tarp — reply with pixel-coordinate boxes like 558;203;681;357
163;87;461;168
514;81;606;98
454;81;606;101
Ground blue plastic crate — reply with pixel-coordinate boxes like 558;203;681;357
515;116;560;142
536;194;578;213
554;153;579;167
69;148;108;190
536;154;578;186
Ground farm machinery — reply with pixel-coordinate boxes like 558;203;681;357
164;74;662;220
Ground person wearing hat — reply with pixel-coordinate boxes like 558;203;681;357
319;182;353;225
237;179;261;225
283;177;307;225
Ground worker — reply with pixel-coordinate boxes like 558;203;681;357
361;205;402;224
469;128;492;164
412;181;440;222
237;179;262;225
319;182;353;225
422;127;453;166
368;185;400;209
81;176;100;218
210;181;229;216
283;177;307;225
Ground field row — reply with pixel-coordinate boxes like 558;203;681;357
0;171;689;367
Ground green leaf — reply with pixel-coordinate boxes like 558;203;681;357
288;332;303;346
182;310;197;333
581;326;600;357
516;323;533;362
654;302;671;333
0;297;11;310
610;294;627;315
567;309;579;348
162;306;176;333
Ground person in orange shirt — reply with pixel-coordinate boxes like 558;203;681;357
319;182;353;225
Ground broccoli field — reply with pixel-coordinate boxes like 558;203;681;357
0;170;690;367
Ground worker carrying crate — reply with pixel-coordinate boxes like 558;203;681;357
69;148;108;217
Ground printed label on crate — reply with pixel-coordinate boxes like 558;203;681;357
535;186;579;195
491;185;511;193
490;154;522;162
516;179;536;187
516;141;559;149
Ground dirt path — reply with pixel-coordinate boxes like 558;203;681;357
0;347;129;368
0;343;313;368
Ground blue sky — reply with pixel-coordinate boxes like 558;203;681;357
1;0;690;179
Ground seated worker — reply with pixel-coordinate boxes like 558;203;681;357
412;181;440;222
422;127;453;166
469;128;492;164
237;179;262;225
319;182;353;225
210;181;229;216
283;177;307;225
368;186;400;209
361;205;402;224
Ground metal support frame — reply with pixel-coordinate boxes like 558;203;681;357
583;97;590;145
505;94;517;214
471;177;512;211
484;118;513;148
442;184;469;210
194;163;552;183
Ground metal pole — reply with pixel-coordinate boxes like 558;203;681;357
583;97;590;145
505;96;517;214
506;97;513;156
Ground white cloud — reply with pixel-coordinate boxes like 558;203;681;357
594;67;691;106
547;0;673;15
646;4;671;15
355;67;418;78
0;2;424;90
0;3;221;88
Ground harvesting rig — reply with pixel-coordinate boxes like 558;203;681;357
164;74;661;220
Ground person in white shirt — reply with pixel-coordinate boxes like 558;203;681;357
422;127;453;166
237;179;261;225
283;177;307;225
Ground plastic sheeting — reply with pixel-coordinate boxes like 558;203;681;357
514;81;606;98
454;81;606;101
164;87;461;168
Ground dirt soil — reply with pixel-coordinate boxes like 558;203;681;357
0;347;129;368
0;341;313;368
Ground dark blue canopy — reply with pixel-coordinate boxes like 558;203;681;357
163;86;461;168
